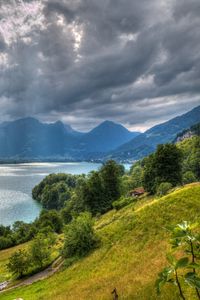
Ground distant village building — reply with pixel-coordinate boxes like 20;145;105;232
175;130;194;143
130;187;145;197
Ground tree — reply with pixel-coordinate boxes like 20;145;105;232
81;171;105;215
41;184;59;209
12;221;35;244
129;163;143;189
143;154;157;194
70;161;123;216
100;160;122;208
7;249;29;278
121;164;143;195
155;144;183;186
63;212;98;258
30;234;51;268
37;210;63;233
61;204;73;224
193;138;200;180
32;173;82;207
143;144;182;194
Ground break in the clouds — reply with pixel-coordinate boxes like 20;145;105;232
0;0;199;131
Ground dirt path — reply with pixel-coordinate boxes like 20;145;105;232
0;257;64;294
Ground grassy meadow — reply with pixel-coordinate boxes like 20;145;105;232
0;183;200;300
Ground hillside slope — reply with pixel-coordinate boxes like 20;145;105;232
1;184;200;300
110;105;200;161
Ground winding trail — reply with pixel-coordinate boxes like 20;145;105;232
0;257;64;294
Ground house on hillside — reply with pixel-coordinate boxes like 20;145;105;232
130;187;145;197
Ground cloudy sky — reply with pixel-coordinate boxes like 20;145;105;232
0;0;199;132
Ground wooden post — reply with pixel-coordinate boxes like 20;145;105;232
111;288;119;300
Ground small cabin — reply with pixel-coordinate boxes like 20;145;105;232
130;187;145;197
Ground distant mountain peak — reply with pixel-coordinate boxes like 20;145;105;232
91;120;135;133
100;120;117;126
15;117;39;123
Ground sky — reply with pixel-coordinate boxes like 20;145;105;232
0;0;199;132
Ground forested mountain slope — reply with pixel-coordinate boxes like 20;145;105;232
110;105;200;161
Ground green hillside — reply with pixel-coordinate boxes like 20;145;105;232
1;183;200;300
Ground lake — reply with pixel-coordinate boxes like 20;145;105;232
0;162;102;226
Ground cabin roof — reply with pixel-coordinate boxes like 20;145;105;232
131;187;145;194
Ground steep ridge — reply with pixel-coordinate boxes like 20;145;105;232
110;105;200;161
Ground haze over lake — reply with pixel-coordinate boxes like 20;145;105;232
0;162;102;226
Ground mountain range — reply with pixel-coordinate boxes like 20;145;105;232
0;118;139;161
0;105;199;162
109;105;200;161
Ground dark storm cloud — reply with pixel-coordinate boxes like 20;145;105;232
0;0;199;131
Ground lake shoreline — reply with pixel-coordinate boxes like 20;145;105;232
0;162;103;226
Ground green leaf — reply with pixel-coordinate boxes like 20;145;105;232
176;257;189;269
177;221;189;231
170;238;181;248
155;267;173;294
185;273;200;289
173;230;187;238
155;278;164;294
166;253;176;266
187;262;200;269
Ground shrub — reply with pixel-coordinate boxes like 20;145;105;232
62;212;98;258
182;171;197;184
112;196;136;210
0;236;13;250
156;182;172;197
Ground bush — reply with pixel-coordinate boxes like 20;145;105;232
0;236;13;250
112;196;136;210
156;182;172;197
62;212;98;258
182;171;197;184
